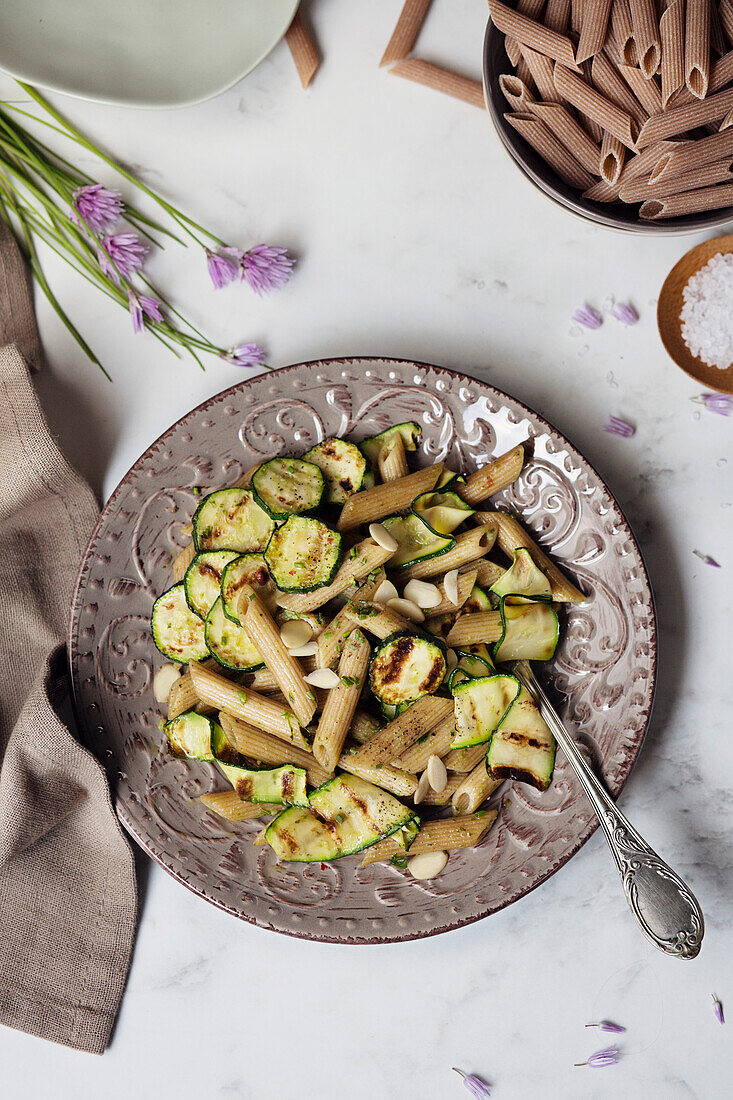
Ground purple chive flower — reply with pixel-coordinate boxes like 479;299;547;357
604;415;635;437
221;343;266;368
241;245;294;296
575;1047;621;1068
712;994;725;1024
692;392;733;416
97;233;147;283
611;301;639;325
71;183;123;234
572;305;603;330
693;550;721;568
205;246;244;289
128;291;163;333
585;1020;626;1034
452;1068;491;1097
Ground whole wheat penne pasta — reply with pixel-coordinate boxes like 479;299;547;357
458;445;525;505
650;128;733;177
493;511;586;602
686;0;711;97
628;0;662;75
360;812;497;865
600;130;626;181
506;111;598;187
544;0;572;32
620;138;688;181
591;51;648;123
530;102;603;173
285;11;320;89
722;106;733;128
380;0;432;66
167;669;214;719
571;0;583;35
472;558;508;587
516;55;537;89
611;0;637;63
338;465;442;531
720;0;733;45
337;757;417;798
218;712;330;787
500;73;538;111
442;743;488;773
277;539;393;614
618;63;664;115
619;158;733;199
172;542;195;583
394;714;455;772
520;44;560;97
189;662;307;747
576;0;613;61
452;763;504;814
247;656;317;693
425;567;479;617
490;0;579;67
521;0;549;16
343;601;411;640
712;0;728;54
398;523;498;581
349;695;454;767
636;86;733;145
583;176;622;200
416;773;464;806
378;433;409;481
553;64;640;147
232;461;262;489
672;47;733;105
239;585;316;727
390;59;486;108
445;611;504;646
506;36;523;66
640;180;733;215
316;605;357;668
199;791;280;822
312;629;371;772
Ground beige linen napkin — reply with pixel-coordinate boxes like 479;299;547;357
0;226;137;1054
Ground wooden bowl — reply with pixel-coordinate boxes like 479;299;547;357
657;235;733;394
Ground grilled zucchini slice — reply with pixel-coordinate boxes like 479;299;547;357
251;457;325;519
184;550;239;619
165;710;218;760
220;553;275;624
217;760;309;807
204;596;263;671
493;600;559;663
382;514;455;569
151;584;209;663
486;685;556;791
447;645;496;690
452;674;522;749
303;438;367;504
436;469;466;490
411;489;474;535
491;547;552;603
359;422;421;466
369;631;446;706
264;774;418;862
193;488;274;553
264;515;342;592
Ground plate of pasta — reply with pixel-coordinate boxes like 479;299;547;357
69;358;656;942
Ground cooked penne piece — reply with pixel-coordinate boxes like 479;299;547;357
398;523;497;581
167;669;210;719
172;542;195;583
285;11;320;89
472;558;508;587
316;604;357;669
380;0;432;66
189;662;308;748
628;0;661;76
238;585;316;727
425;567;479;617
458;445;525;506
639;181;733;216
489;0;579;67
418;773;463;805
492;512;586;603
445;611;504;646
685;0;711;98
393;713;455;772
530;102;603;174
452;762;504;814
338;465;443;531
313;629;371;772
360;812;497;865
343;600;411;639
389;59;486;108
349;695;454;766
553;64;640;147
218;713;331;787
378;433;409;481
337;758;417;798
199;791;281;822
249;656;317;694
576;0;613;62
443;743;488;774
276;538;394;614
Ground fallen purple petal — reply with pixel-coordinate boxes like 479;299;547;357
575;1047;621;1068
452;1068;491;1097
221;343;267;368
585;1020;626;1033
692;393;733;416
693;550;721;568
242;244;294;296
98;232;147;283
572;305;603;330
139;295;163;323
128;291;143;334
604;415;635;437
206;246;244;289
712;994;725;1024
611;301;639;325
71;183;123;235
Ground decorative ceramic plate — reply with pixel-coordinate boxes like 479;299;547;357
68;358;657;943
0;0;299;109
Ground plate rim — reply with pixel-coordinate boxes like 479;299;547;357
68;356;658;943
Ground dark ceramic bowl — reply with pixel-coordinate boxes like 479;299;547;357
482;21;733;235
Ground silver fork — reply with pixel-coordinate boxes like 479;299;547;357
512;660;704;959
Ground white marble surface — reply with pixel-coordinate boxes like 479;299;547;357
1;2;732;1096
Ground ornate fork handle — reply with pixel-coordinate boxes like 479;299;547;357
513;662;704;959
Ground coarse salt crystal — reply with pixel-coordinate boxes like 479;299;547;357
680;252;733;370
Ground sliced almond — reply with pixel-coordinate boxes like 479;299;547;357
373;578;399;606
288;640;319;657
304;667;341;689
426;754;448;794
368;522;399;552
445;648;458;669
414;771;431;805
403;579;442;609
279;619;314;649
408;850;448;880
386;597;425;623
444;569;460;607
153;663;182;704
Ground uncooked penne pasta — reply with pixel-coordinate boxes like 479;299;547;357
619;138;687;182
576;0;613;62
553;64;640;147
390;59;486;108
520;44;559;98
571;0;583;35
418;773;463;806
394;714;455;772
337;758;417;798
686;0;711;98
600;130;626;182
349;695;454;767
343;601;411;640
277;538;394;613
172;542;195;583
360;812;497;865
712;0;727;55
635;85;733;145
442;743;488;774
617;62;664;115
493;511;586;602
199;791;280;822
445;611;504;647
660;0;685;106
582;177;622;200
619;158;733;200
610;0;637;64
312;629;371;772
239;585;316;727
425;567;479;617
189;662;308;747
218;712;330;788
285;11;320;89
338;465;442;531
459;445;525;505
452;763;504;814
500;73;537;111
516;54;538;91
648;128;733;177
720;0;733;46
721;105;733;127
398;523;498;581
591;51;647;124
378;433;409;481
672;47;733;105
639;180;733;215
380;0;432;66
628;0;661;76
544;0;572;32
530;102;603;174
489;0;579;68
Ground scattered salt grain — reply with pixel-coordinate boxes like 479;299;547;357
680;252;733;369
